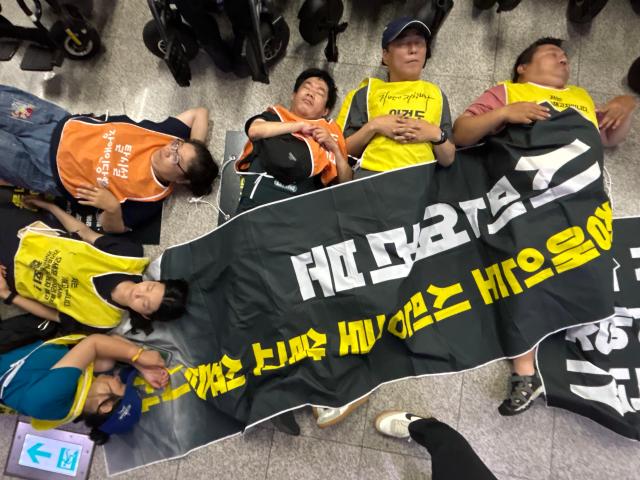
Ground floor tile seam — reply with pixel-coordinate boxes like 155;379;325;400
454;370;465;430
358;444;429;461
296;432;369;449
263;428;275;480
547;409;558;479
280;53;494;82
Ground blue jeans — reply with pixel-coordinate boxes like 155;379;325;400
0;85;69;195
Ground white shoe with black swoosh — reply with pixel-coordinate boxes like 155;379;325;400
374;410;426;439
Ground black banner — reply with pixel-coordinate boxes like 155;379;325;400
539;216;640;440
105;106;616;475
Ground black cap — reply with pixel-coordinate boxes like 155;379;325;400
381;16;431;49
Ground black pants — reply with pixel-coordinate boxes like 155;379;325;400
409;418;497;480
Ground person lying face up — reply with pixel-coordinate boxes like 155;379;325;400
234;68;353;214
0;197;188;336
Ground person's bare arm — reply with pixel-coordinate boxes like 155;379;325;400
310;126;353;183
393;118;456;167
0;264;60;321
453;102;551;147
24;196;104;243
176;107;209;141
345;115;403;157
247;119;311;140
53;334;169;388
598;95;637;147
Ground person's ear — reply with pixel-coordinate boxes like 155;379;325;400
382;48;389;67
517;64;527;76
322;106;330;118
98;400;113;415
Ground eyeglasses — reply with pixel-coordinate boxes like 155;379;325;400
170;139;187;176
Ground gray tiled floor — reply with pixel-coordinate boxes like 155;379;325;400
1;0;639;479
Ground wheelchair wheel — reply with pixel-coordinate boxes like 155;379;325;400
142;20;199;60
298;0;343;45
51;19;101;59
261;17;289;64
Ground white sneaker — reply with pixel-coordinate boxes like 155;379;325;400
312;396;369;428
374;410;425;439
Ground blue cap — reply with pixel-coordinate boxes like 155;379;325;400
381;16;431;49
98;367;142;436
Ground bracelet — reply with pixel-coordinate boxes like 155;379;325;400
3;291;17;305
130;347;144;363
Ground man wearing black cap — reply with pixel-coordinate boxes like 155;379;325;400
336;16;455;178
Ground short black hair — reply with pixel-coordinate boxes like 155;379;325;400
184;139;218;197
293;68;338;112
512;37;564;82
129;279;189;335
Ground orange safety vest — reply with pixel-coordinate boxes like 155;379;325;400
236;105;347;186
56;118;175;202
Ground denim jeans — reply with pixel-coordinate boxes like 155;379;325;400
0;85;69;195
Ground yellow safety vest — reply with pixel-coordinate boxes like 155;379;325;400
31;335;94;430
14;222;149;328
338;78;443;172
501;81;598;129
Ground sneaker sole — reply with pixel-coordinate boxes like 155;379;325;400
315;396;369;429
498;385;544;416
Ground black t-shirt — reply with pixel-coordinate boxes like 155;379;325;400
49;114;191;228
237;111;322;213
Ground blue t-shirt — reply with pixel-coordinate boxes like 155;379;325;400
0;342;82;420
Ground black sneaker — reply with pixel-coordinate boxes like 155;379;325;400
271;411;300;436
498;371;544;416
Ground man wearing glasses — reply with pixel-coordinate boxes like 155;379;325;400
0;84;218;233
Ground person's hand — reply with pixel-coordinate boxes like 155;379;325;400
310;126;340;153
76;185;120;212
501;102;551;124
294;121;316;136
0;264;10;300
138;366;169;389
392;117;442;144
22;195;55;211
597;95;637;131
134;349;166;369
370;114;406;139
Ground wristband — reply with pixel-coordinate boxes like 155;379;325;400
3;291;17;305
432;128;448;146
131;347;144;363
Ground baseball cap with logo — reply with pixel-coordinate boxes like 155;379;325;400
98;367;142;436
381;16;431;49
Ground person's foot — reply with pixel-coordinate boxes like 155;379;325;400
374;410;426;439
498;371;544;416
312;396;369;429
271;411;300;436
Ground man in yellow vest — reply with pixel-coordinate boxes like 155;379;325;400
453;37;637;417
0;85;218;233
235;68;351;214
336;16;456;178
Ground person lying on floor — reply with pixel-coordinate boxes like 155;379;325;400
0;196;188;336
0;84;218;233
452;37;637;416
234;68;352;214
0;333;168;444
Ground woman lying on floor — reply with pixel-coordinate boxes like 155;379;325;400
0;333;168;443
0;196;188;337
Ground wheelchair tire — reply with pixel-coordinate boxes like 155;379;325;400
51;19;101;60
142;20;199;61
298;0;344;45
261;17;289;65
